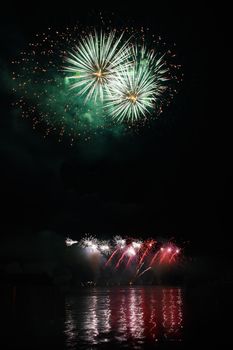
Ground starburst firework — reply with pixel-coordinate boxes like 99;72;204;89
64;31;130;102
106;45;169;123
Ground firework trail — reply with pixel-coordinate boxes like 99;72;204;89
105;248;119;267
126;255;134;268
136;262;144;275
115;250;127;269
169;252;176;263
159;246;178;264
159;249;168;264
137;267;151;279
138;240;156;269
169;249;180;263
150;251;160;266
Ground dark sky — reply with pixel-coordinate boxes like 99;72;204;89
0;3;230;255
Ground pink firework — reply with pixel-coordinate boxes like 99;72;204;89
150;250;160;266
169;248;180;263
126;255;134;268
138;240;156;267
159;245;180;265
115;250;128;269
105;248;119;267
116;245;137;269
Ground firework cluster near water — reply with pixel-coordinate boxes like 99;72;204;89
65;235;183;285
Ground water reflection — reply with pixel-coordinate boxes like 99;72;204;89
65;287;183;348
162;288;183;340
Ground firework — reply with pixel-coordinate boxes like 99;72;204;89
12;25;179;141
115;250;128;269
137;266;151;278
79;235;100;254
126;246;136;256
132;241;142;249
115;236;126;249
105;45;169;123
125;256;132;268
66;236;181;270
157;244;181;265
99;244;110;252
65;237;78;246
105;248;119;267
64;235;183;284
150;250;160;266
64;31;130;102
11;27;121;143
138;239;156;267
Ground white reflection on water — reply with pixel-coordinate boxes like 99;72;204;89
64;287;183;348
116;293;127;341
64;301;78;349
128;288;144;341
95;293;111;343
83;295;99;343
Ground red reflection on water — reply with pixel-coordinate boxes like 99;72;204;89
65;287;183;347
162;288;183;340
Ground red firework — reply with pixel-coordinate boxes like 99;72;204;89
115;250;128;269
138;240;156;267
105;248;119;267
159;245;180;265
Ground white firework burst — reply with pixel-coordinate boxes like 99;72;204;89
64;31;130;102
106;45;169;123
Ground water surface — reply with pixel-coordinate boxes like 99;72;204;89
64;287;183;348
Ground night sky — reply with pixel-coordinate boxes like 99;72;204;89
0;3;230;257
